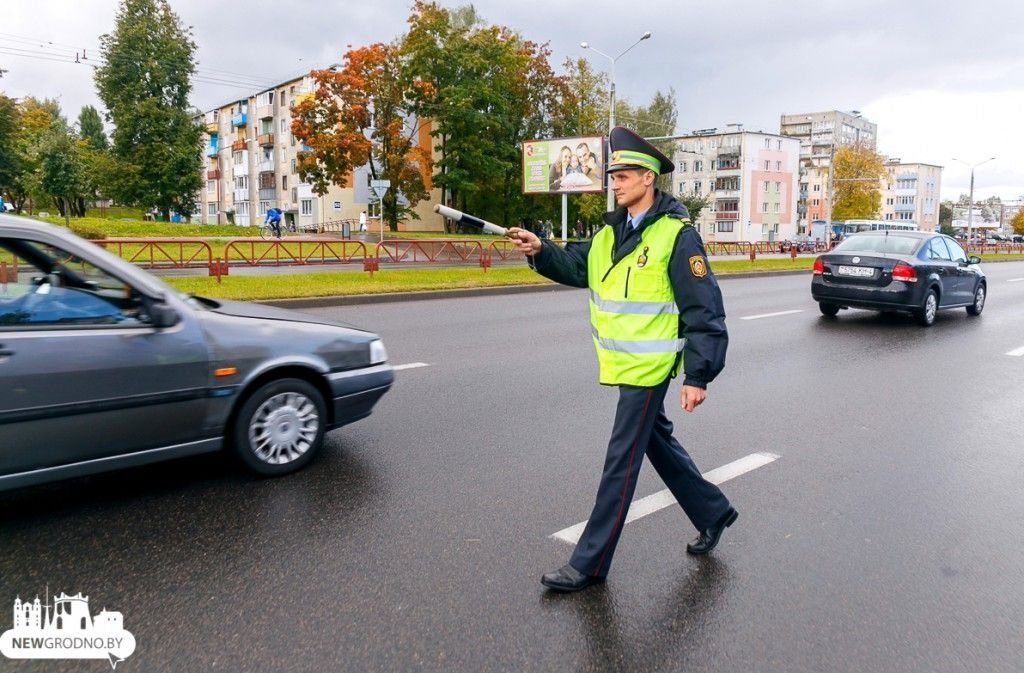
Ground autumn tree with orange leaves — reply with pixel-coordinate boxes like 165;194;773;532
291;43;432;231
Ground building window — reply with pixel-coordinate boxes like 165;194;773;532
764;138;771;149
814;184;820;191
774;203;780;213
694;160;703;172
763;160;770;170
301;199;313;216
282;175;288;190
693;181;702;194
775;181;781;193
207;202;216;216
777;140;782;150
813;199;820;206
762;202;769;213
678;161;687;172
207;180;215;194
233;151;244;165
678;181;686;193
291;159;297;172
717;221;734;232
237;201;249;217
775;161;782;171
763;181;769;193
234;176;248;189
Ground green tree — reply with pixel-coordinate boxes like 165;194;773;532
292;42;432;231
95;0;202;221
39;121;87;225
831;144;886;220
938;202;954;235
1011;208;1024;236
677;194;709;222
7;97;64;213
403;1;570;227
78;105;108;151
0;94;21;205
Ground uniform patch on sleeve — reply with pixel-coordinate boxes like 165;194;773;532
689;255;708;278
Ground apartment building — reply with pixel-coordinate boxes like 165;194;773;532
879;160;943;231
196;73;442;230
780;110;878;233
671;125;801;242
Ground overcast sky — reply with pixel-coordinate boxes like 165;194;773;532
3;0;1022;201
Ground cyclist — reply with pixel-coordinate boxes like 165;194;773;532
265;206;283;238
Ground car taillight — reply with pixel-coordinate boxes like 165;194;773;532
891;262;917;282
813;257;824;275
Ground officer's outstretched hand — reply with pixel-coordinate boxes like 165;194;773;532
681;385;706;413
506;227;542;256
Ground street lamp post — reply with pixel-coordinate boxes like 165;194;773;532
952;157;996;245
581;31;652;212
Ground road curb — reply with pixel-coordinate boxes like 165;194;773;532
258;269;823;308
260;283;578;308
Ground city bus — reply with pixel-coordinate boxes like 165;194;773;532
810;219;917;242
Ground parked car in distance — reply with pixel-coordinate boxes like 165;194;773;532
0;216;395;491
811;231;986;327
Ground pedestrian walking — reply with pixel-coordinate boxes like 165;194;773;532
359;210;368;232
507;126;736;593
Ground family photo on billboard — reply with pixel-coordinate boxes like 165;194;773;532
522;136;605;194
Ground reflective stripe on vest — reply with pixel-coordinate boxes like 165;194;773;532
591;327;686;353
587;214;687;386
588;290;679;316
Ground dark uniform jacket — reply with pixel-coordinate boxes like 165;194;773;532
529;189;728;389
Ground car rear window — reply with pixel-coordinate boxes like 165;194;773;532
833;234;920;255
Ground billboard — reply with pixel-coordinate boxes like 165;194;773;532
522;136;605;195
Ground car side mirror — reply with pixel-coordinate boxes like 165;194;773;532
966;256;982;265
144;299;180;328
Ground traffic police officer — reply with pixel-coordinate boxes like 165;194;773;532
508;127;737;593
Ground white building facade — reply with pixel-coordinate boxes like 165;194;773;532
879;160;943;231
672;127;801;242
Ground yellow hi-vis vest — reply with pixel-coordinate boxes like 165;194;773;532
587;215;687;386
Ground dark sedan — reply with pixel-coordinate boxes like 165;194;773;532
811;231;986;326
0;217;394;490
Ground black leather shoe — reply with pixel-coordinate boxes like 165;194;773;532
541;564;604;593
686;507;738;555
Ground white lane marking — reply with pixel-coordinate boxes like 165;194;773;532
1006;346;1024;357
1008;278;1024;283
550;452;781;545
392;362;431;371
740;310;803;321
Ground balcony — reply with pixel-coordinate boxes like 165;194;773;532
206;121;218;134
258;133;274;147
799;190;808;199
257;104;274;120
259;188;276;201
207;168;220;180
717;145;740;156
258;172;275;190
233;161;249;177
231;138;247;152
297;183;314;199
258;161;274;174
232;112;247;127
715;211;739;220
205;144;219;157
716;189;740;198
294;91;314;106
233;188;249;202
895;203;916;213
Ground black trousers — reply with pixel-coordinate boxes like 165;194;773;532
569;378;731;578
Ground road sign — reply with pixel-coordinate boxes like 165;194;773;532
370;179;390;200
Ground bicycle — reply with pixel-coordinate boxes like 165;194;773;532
259;219;295;240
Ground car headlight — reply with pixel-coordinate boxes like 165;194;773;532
369;339;388;365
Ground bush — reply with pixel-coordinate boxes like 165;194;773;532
69;224;105;240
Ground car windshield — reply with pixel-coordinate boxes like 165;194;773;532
833;234;920;255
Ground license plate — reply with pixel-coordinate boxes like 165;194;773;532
837;265;874;278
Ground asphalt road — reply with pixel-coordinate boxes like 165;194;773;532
3;262;1024;672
